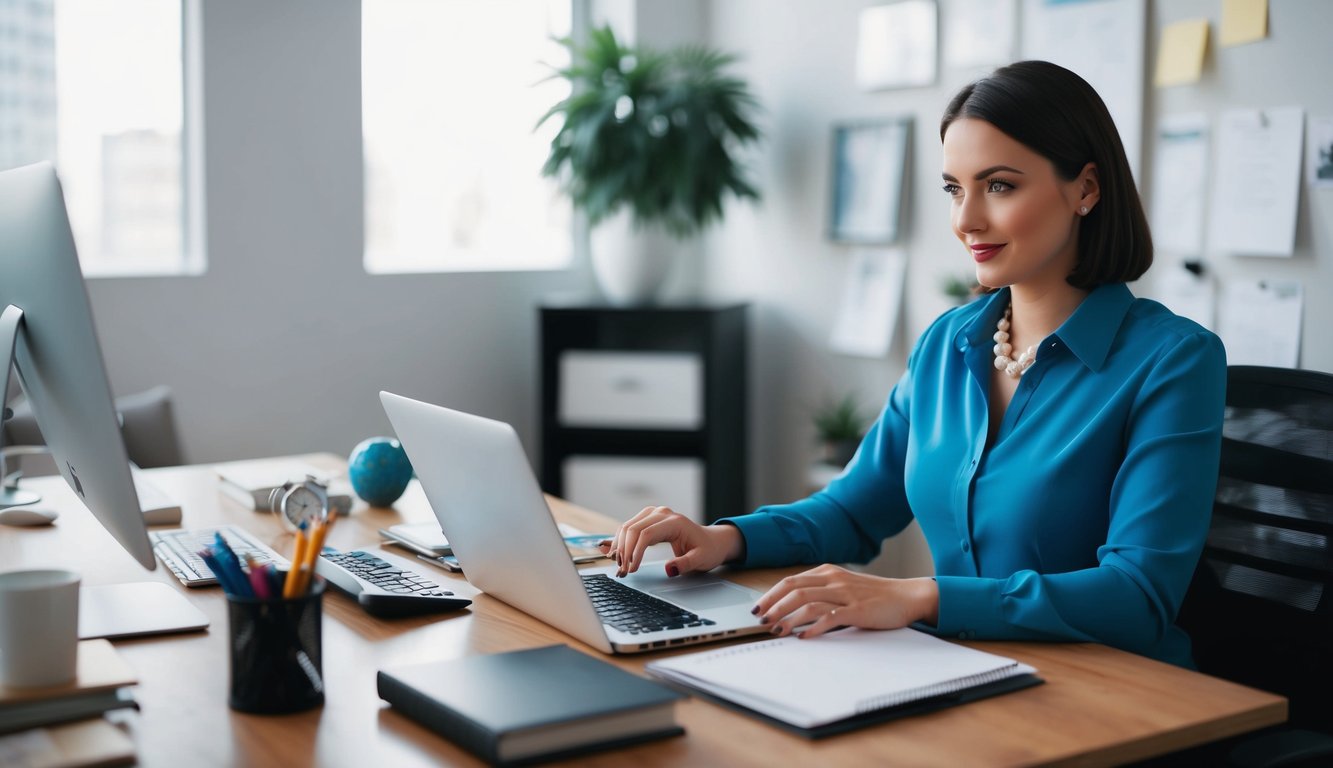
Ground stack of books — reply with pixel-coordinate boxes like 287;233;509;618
214;458;354;514
0;639;139;766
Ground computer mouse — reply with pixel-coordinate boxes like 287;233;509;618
0;507;59;526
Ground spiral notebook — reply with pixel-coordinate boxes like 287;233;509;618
645;627;1041;737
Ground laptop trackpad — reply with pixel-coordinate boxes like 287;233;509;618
651;582;754;610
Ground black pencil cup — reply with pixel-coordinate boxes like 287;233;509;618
226;577;325;714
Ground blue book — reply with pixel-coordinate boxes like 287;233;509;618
376;644;683;765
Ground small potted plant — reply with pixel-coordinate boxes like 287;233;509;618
813;394;869;467
538;25;763;304
941;273;981;305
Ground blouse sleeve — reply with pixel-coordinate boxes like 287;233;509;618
933;331;1226;657
721;368;918;569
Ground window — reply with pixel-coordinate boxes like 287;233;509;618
361;0;575;274
0;0;201;276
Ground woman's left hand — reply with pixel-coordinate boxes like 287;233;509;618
752;564;939;639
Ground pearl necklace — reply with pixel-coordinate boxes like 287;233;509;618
993;304;1036;378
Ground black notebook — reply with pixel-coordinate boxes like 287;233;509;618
646;627;1042;738
377;644;684;765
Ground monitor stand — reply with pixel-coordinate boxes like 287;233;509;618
0;305;40;509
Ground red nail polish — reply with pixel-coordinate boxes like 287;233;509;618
666;564;679;578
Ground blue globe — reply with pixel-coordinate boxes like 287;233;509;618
348;437;413;507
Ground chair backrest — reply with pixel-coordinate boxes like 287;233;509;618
1178;365;1333;731
3;384;185;472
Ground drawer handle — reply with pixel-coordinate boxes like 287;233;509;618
611;377;644;392
619;484;654;497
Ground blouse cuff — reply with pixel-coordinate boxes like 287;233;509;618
934;575;1004;641
715;514;802;569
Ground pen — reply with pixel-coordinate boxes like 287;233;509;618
245;556;272;600
212;532;254;598
198;548;240;595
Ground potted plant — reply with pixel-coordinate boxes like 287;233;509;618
941;273;981;305
813;394;869;467
538;25;763;304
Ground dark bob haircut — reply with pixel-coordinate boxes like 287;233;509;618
940;60;1152;289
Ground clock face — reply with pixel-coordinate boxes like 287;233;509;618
280;483;327;530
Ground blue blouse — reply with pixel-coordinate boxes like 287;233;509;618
725;283;1226;667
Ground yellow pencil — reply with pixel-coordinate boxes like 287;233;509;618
283;524;308;599
296;514;334;596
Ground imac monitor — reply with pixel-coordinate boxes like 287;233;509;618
0;162;155;570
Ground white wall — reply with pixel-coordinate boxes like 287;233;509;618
80;2;1330;580
698;0;1332;576
88;0;592;466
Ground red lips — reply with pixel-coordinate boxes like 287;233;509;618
970;243;1004;263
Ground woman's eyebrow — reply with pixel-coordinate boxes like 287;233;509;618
941;165;1027;182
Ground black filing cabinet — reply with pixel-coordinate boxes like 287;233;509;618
539;303;747;524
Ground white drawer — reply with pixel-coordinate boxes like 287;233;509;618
563;456;704;524
558;351;702;429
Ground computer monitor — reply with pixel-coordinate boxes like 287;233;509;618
0;162;155;570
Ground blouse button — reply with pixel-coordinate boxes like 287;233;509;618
961;540;971;553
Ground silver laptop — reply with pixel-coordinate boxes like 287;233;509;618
381;391;765;654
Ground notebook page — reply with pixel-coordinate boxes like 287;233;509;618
646;627;1025;728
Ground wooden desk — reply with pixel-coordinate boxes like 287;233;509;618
4;455;1285;767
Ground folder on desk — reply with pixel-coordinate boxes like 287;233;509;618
645;627;1042;738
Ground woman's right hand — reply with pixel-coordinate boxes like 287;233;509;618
599;506;745;578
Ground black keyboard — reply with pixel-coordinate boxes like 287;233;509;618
582;574;714;635
316;548;471;618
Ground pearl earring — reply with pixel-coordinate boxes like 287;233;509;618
1079;206;1089;215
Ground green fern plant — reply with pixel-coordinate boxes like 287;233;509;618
537;25;763;238
813;394;868;443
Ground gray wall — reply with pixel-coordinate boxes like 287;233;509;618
84;2;1329;575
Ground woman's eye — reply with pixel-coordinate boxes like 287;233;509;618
987;180;1014;193
942;183;961;196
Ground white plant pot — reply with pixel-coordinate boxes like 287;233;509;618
589;211;677;305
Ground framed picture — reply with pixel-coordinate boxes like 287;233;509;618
829;118;912;244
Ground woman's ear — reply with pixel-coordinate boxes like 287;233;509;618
1077;162;1101;213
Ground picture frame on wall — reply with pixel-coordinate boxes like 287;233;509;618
829;118;912;244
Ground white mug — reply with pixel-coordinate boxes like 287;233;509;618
0;569;81;687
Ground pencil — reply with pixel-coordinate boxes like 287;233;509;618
296;514;335;596
283;521;309;599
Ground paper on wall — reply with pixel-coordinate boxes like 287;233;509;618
1157;263;1216;331
1220;0;1267;47
1150;113;1209;255
1308;116;1333;188
942;0;1016;71
1207;107;1303;257
1217;279;1302;367
829;248;906;358
1154;18;1208;88
1022;0;1146;182
856;0;937;90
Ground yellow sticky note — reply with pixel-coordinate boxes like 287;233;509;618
1220;0;1267;47
1155;19;1209;88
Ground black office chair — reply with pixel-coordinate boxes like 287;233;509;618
1174;365;1333;768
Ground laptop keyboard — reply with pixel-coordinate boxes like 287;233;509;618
582;574;715;635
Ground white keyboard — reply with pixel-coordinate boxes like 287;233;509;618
150;524;290;587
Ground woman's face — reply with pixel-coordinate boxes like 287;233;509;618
941;118;1096;292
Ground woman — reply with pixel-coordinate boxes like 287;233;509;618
602;61;1226;668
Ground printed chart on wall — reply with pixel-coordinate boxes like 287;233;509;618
1022;0;1146;182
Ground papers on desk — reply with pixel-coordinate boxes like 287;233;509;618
1208;107;1304;257
1218;279;1303;367
646;627;1040;737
